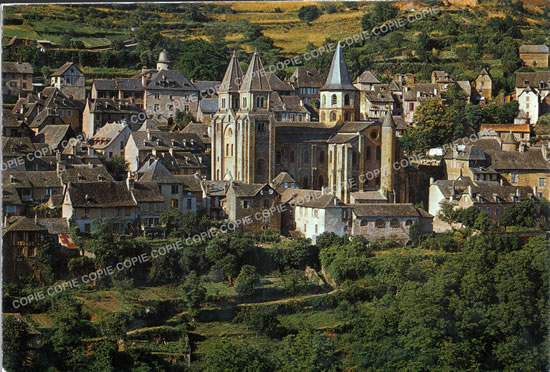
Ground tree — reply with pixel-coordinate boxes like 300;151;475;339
234;305;281;336
201;338;274;371
275;329;341;371
401;99;454;153
3;316;30;371
501;200;544;228
235;265;260;297
298;5;321;23
361;3;398;32
181;271;206;315
103;155;128;181
176;39;230;81
174;109;194;129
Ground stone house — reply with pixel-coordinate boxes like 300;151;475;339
474;68;493;101
515;71;550;125
225;182;281;234
82;98;143;138
50;62;86;102
288;67;323;104
351;204;433;243
2;62;33;97
519;45;549;68
402;84;439;123
89;122;131;160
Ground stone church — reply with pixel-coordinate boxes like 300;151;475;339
211;42;419;204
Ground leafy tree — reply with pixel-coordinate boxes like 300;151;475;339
235;265;260;297
402;99;454;153
275;329;341;371
298;5;321;23
201;338;274;371
234;305;281;336
181;271;206;315
103;155;128;181
361;3;398;31
3;316;30;371
176;39;230;81
501;200;544;228
147;249;182;284
68;256;96;277
174;109;194;129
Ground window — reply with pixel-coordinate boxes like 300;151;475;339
116;208;122;216
84;223;91;233
511;173;518;184
366;146;371;161
487;208;491;216
405;219;413;226
304;151;310;163
67;110;72;117
171;185;179;194
539;178;546;187
154;93;160;99
243;97;247;108
242;200;249;209
85;208;90;217
376;146;381;161
330;112;336;121
315;224;318;233
360;220;368;226
495;208;500;216
319;151;325;163
264;199;270;208
184;105;190;112
390;218;400;228
154;104;160;111
44;188;52;196
290;151;295;163
318;175;324;187
276;151;281;164
375;219;385;228
344;94;350;106
331;94;337;106
303;224;307;233
222;98;226;108
187;199;192;210
322;95;326;106
256;96;265;108
171;199;179;208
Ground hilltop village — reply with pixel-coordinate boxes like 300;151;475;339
4;42;550;267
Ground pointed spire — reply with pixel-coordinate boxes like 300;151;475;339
321;41;357;91
219;50;243;93
240;51;271;92
382;114;395;129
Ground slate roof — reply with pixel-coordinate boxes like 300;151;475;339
132;182;164;202
51;62;79;77
219;51;243;93
364;87;394;103
146;69;197;91
355;70;380;84
515;71;550;89
194;80;221;94
2;137;39;157
300;193;344;208
338;121;376;133
393;116;407;131
36;124;72;148
129;131;204;152
270;93;308;113
137;159;177;183
240;52;270;92
456;81;472;97
350;190;387;202
29;109;64;129
271;172;296;188
432;177;473;199
467;185;534;203
3;186;22;205
289;67;324;88
353;203;432;218
280;188;322;205
38;218;70;234
25;171;62;188
200;98;218;114
3;61;33;74
91;122;128;148
321;41;357;91
67;181;136;207
403;84;438;101
3;109;22;128
519;45;549;54
266;72;294;92
60;167;114;184
180;123;211;145
328;133;358;144
230;182;269;197
476;139;550;171
174;174;203;192
87;98;141;114
3;216;45;234
145;151;209;173
3;171;32;188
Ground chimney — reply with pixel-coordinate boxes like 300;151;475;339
429;177;434;185
146;129;152;141
126;172;135;190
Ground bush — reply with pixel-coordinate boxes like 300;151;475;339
298;5;321;23
235;265;259;297
234;305;282;336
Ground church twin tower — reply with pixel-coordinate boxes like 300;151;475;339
211;42;398;202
